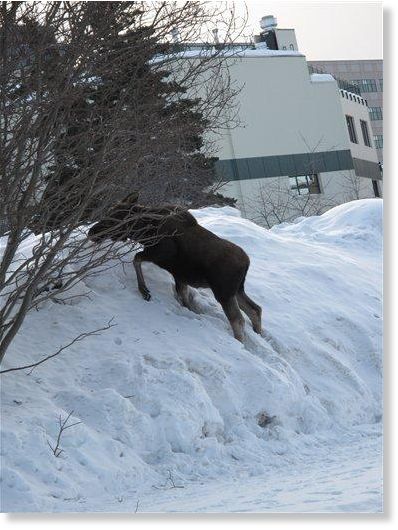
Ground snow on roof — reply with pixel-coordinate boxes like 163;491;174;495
310;73;336;83
151;45;304;64
235;47;304;58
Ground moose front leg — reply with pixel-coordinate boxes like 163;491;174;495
133;252;151;301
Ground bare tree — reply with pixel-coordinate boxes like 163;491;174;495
341;171;363;201
0;1;247;364
0;318;116;374
46;410;82;457
248;137;345;228
152;469;184;490
249;176;339;229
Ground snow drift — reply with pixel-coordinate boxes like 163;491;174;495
0;199;383;512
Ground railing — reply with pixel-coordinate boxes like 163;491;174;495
308;65;361;96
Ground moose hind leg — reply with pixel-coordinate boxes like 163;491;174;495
133;252;151;301
237;290;262;334
219;296;245;342
174;279;193;310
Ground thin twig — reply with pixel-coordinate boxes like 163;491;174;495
47;410;82;457
0;319;116;374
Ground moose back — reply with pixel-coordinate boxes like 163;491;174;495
88;195;262;342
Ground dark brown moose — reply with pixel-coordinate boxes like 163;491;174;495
88;194;262;342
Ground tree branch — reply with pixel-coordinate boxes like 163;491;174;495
0;318;116;374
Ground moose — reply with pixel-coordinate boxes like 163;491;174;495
88;193;262;342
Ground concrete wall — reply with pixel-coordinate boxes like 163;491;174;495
210;52;379;225
174;48;381;225
216;54;351;161
340;93;379;163
308;59;383;162
274;29;298;52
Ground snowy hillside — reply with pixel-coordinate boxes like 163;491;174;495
0;199;383;512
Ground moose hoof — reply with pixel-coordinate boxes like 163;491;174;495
140;288;151;301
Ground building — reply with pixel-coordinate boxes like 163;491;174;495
207;16;382;225
308;60;383;163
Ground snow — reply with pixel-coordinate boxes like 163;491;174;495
232;47;303;58
0;199;383;512
310;73;336;83
151;46;304;64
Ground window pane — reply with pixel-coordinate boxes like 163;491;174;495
289;175;320;195
353;79;378;93
296;176;308;187
369;106;383;120
289;176;298;190
308;175;321;193
373;135;383;149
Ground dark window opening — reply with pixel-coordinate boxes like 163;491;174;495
346;115;358;144
372;180;380;198
360;120;372;147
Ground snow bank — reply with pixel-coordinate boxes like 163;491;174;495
0;199;382;512
273;198;383;251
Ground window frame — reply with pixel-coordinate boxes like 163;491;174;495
289;174;321;196
346;115;358;144
369;106;383;121
353;79;378;93
360;120;372;147
373;134;383;149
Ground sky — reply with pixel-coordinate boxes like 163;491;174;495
242;1;383;60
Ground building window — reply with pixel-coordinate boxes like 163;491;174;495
369;106;383;120
360;120;372;147
373;134;383;149
346;115;358;143
372;180;380;198
353;79;378;92
290;174;321;195
379;79;383;91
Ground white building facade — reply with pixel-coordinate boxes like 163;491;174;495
211;18;381;225
308;59;383;163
